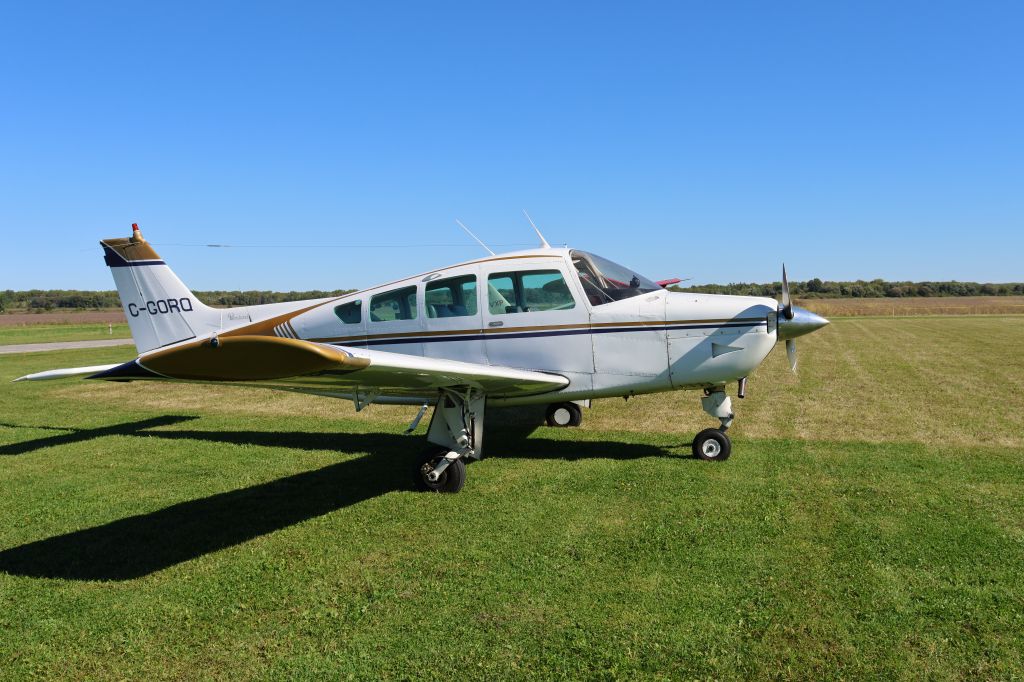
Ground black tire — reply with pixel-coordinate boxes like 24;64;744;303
692;428;732;461
545;402;582;427
414;446;466;493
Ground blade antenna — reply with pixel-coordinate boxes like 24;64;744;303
522;209;551;249
455;219;495;255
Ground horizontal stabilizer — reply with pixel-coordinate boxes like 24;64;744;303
13;364;122;382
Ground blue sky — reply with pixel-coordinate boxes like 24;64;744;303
1;1;1021;291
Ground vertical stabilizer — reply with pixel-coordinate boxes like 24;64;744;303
101;224;220;353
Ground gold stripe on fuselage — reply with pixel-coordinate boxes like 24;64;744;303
308;317;768;345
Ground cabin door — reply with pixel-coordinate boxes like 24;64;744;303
481;261;594;374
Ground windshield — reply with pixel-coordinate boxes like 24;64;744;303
570;250;661;305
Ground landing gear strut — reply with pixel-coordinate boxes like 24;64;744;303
413;387;484;493
693;387;734;461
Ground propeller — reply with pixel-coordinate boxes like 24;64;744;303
780;265;796;372
786;338;798;373
776;265;829;374
781;264;793;320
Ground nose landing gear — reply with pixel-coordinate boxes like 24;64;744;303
693;387;734;460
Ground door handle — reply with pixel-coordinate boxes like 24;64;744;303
488;321;503;328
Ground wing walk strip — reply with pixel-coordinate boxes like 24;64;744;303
311;317;769;347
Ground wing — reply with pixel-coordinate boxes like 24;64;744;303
15;336;568;400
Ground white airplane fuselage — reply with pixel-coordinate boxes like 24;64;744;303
266;248;781;406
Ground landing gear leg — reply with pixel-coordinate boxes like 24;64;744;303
414;388;485;493
693;388;733;461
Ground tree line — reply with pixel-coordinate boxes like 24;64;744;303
2;279;1023;313
0;289;355;313
672;279;1024;299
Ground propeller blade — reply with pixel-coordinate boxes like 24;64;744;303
781;264;793;320
786;338;798;373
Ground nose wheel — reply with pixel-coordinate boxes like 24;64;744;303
692;428;731;461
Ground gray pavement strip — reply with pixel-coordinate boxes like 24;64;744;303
0;339;135;355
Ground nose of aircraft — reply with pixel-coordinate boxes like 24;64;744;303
777;306;829;340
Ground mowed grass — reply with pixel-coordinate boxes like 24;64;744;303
0;323;130;346
0;317;1022;679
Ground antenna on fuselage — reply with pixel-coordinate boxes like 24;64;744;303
522;209;551;249
455;219;495;256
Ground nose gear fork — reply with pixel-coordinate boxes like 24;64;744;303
701;387;734;431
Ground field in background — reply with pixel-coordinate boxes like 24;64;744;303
0;323;131;346
1;316;1022;678
798;295;1024;317
0;310;126;325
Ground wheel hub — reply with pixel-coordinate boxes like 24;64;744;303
701;440;721;458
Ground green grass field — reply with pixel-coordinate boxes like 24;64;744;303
0;323;131;346
1;317;1022;679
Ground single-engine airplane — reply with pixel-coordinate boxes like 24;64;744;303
16;223;828;492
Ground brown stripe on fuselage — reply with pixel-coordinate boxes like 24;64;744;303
220;299;347;338
308;316;768;345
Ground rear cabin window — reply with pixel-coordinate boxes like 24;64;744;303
487;270;575;314
425;275;477;318
334;300;361;324
370;286;417;322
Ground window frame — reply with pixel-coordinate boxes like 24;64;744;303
369;285;418;323
424;274;478;319
486;269;576;315
333;299;362;325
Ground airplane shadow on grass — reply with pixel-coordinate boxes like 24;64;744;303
0;415;685;581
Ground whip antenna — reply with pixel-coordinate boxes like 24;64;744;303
522;209;551;248
455;219;495;255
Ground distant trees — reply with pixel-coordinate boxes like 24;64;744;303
672;279;1024;299
0;289;356;312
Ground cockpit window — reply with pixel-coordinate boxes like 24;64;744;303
571;251;660;306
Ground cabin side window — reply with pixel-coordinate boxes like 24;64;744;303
487;270;575;314
425;275;477;318
370;286;418;322
333;300;361;324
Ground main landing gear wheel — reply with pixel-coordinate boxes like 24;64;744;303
692;428;732;461
545;402;582;427
414;446;466;493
